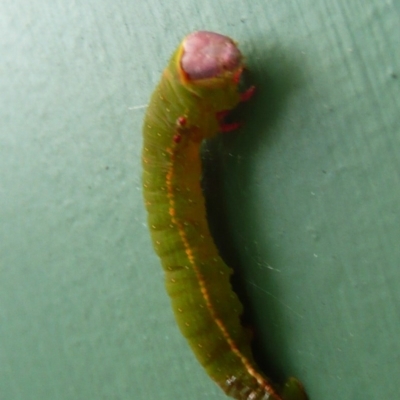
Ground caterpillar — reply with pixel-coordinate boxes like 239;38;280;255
142;31;308;400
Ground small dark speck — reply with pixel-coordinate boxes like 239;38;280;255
105;166;109;170
391;73;398;79
322;170;327;174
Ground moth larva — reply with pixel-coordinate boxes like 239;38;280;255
142;31;307;400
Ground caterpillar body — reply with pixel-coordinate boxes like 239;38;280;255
142;31;307;400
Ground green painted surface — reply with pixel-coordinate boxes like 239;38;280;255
1;1;399;399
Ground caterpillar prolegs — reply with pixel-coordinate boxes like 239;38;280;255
142;31;308;400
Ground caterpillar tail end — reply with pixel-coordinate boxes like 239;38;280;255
281;377;308;400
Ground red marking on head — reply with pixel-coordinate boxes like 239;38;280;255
220;121;241;133
232;68;243;84
216;110;230;122
216;110;241;133
240;85;256;102
173;134;182;143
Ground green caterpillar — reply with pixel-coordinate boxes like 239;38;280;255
142;31;308;400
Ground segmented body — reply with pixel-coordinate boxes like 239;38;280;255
142;31;307;400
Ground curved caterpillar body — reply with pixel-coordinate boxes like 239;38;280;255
142;31;307;400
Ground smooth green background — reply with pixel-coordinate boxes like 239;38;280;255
1;1;399;399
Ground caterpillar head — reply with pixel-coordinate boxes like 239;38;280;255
174;31;247;138
180;31;243;81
